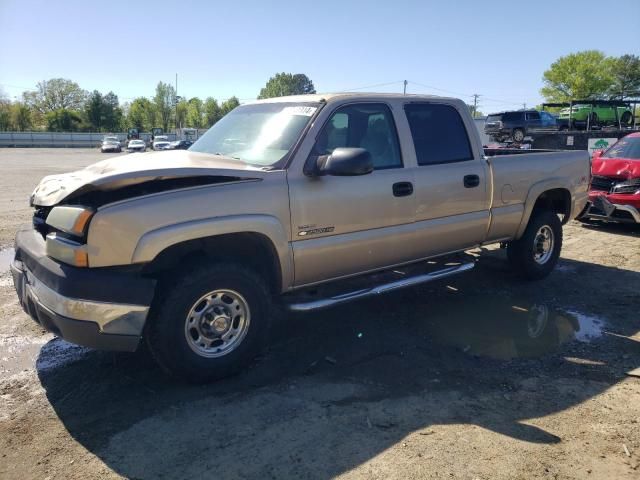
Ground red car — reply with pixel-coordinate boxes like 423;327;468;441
580;132;640;224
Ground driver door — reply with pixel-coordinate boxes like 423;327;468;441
287;102;416;286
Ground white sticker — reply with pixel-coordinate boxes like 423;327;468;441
281;106;317;116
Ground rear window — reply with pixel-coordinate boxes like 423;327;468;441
603;136;640;159
404;103;474;165
502;112;523;122
486;114;502;123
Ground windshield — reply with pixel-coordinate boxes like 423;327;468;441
603;136;640;159
189;102;320;166
104;137;118;142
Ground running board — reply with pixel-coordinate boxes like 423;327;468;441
286;262;475;312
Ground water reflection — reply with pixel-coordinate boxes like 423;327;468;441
0;247;15;272
422;298;604;360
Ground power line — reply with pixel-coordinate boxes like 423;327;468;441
335;80;405;92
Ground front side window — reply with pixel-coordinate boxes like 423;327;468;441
190;102;320;166
314;103;402;170
404;103;474;166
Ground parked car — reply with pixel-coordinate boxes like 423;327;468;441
152;135;170;150
579;132;640;224
127;139;146;152
11;93;589;382
169;140;193;150
558;104;634;129
100;136;121;153
485;110;558;142
151;136;171;150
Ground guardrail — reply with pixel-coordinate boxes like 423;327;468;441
0;132;178;148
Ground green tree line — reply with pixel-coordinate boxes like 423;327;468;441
0;79;242;133
0;73;316;133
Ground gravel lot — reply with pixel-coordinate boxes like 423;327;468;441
0;148;639;479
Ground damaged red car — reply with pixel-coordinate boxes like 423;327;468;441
580;132;640;224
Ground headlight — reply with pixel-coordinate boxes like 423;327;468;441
46;206;95;237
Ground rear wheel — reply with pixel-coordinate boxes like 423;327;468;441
507;210;562;280
146;262;272;383
512;128;525;142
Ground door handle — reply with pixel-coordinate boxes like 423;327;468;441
392;181;413;197
463;175;480;188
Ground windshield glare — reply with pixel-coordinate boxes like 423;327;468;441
603;137;640;159
189;102;320;166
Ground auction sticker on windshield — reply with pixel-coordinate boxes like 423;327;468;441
282;106;317;116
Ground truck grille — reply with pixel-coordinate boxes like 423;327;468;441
590;176;616;192
33;207;52;238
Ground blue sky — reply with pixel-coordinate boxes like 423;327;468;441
1;0;638;113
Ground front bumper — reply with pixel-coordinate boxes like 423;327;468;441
581;195;640;224
11;228;156;351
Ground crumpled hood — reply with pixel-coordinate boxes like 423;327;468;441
31;150;265;206
592;157;640;180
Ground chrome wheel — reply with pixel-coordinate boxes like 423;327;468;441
184;289;250;358
533;225;554;264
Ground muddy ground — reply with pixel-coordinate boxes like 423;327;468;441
0;148;639;480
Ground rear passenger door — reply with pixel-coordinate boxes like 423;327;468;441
404;102;490;258
525;111;542;134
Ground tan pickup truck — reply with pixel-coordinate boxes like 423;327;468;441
11;93;590;381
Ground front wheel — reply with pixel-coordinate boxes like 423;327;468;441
146;262;272;383
507;210;562;280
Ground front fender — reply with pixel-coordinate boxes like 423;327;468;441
131;214;293;289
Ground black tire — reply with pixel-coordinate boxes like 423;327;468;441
512;128;525;143
146;262;272;383
621;111;632;125
507;210;562;280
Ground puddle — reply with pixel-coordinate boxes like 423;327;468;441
420;298;605;360
0;334;90;378
0;247;15;273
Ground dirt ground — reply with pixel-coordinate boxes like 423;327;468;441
0;148;639;480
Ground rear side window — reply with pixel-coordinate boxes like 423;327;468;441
404;103;474;165
502;112;522;122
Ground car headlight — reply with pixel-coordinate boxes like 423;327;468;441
46;206;95;237
44;206;94;267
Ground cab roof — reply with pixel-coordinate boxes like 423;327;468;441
249;92;455;105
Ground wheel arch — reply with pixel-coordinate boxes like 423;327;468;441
516;183;572;239
135;215;292;293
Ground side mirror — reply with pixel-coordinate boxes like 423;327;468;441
306;147;374;177
592;149;603;159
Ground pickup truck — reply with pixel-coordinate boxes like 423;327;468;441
11;93;590;382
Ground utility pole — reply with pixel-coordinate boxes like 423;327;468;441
523;102;527;110
403;80;408;95
175;73;179;133
472;94;480;118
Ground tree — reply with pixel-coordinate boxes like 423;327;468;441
153;81;176;131
203;97;222;127
85;90;104;131
46;109;82;131
467;104;484;118
102;92;123;131
220;96;240;116
186;97;205;128
0;96;10;131
541;51;615;102
609;54;640;98
10;102;32;131
176;99;188;129
127;97;156;131
23;78;86;115
258;73;316;99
